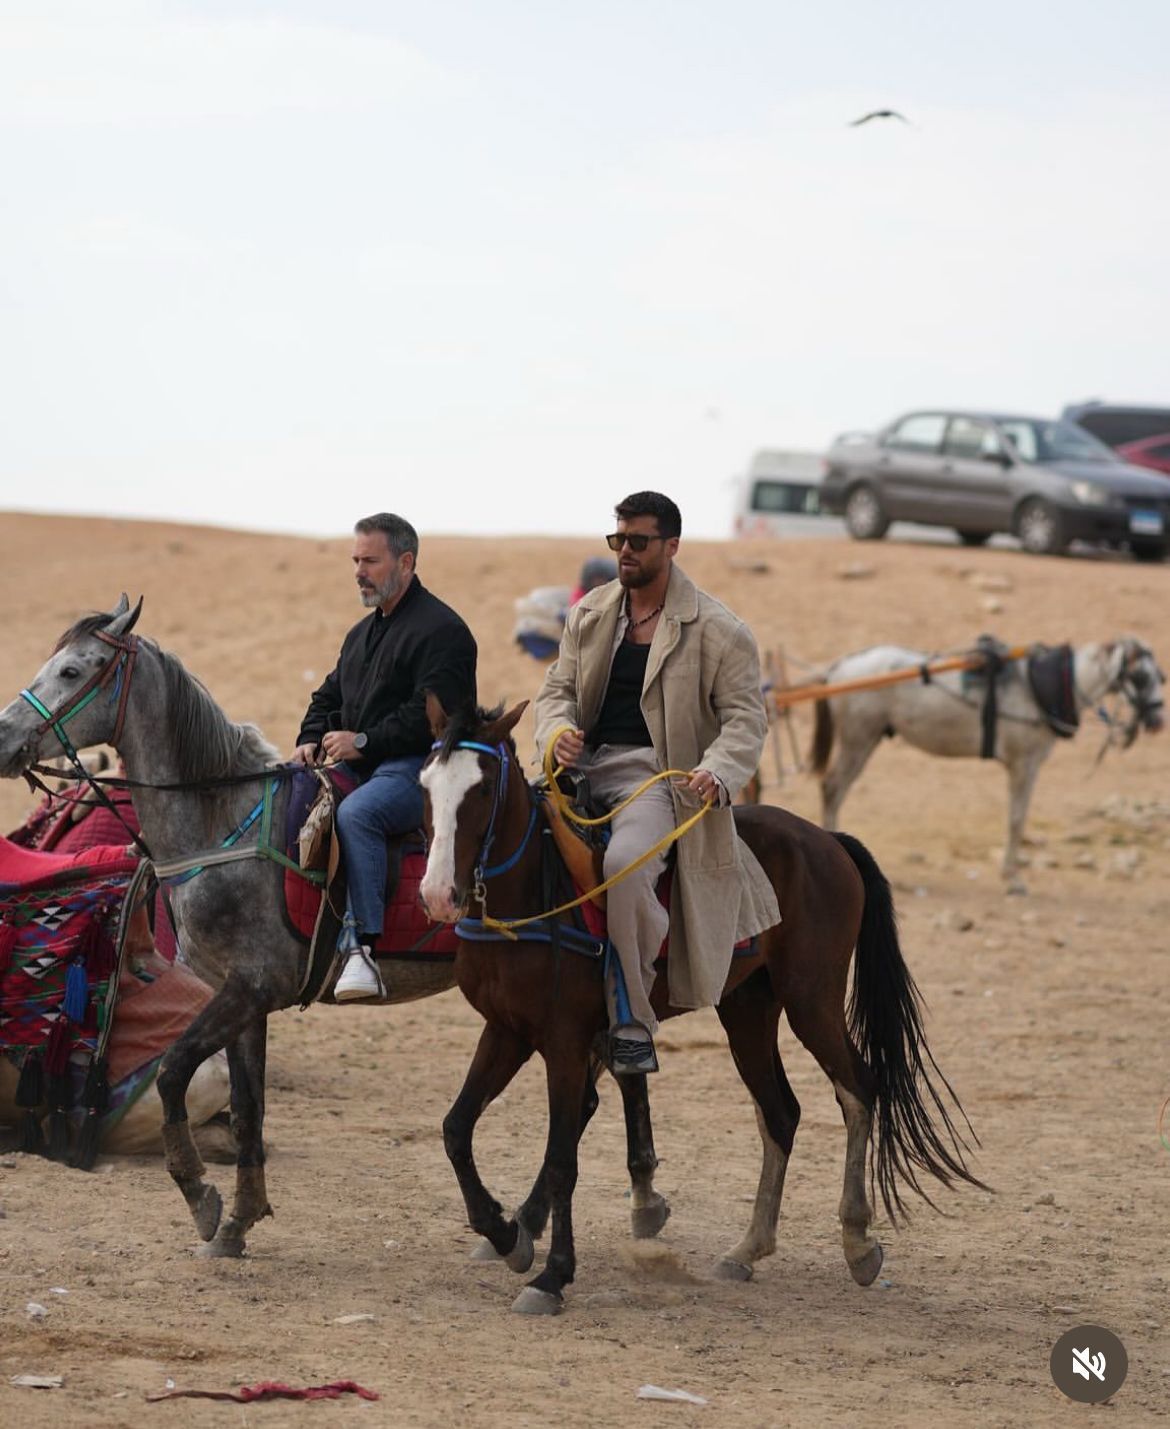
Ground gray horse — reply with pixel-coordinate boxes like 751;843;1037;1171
811;638;1164;883
0;598;666;1260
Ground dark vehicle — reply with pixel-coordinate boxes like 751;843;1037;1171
1063;402;1170;477
1116;434;1170;477
820;410;1170;560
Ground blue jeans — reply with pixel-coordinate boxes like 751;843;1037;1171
336;754;425;939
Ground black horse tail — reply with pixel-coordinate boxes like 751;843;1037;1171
810;700;834;776
833;830;987;1222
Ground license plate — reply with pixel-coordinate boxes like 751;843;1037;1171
1129;509;1164;535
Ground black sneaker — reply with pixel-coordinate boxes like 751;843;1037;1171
608;1027;659;1075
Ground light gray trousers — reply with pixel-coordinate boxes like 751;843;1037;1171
582;744;676;1034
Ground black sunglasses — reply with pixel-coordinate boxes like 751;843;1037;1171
605;532;666;553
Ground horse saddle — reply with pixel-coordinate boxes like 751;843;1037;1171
279;767;456;960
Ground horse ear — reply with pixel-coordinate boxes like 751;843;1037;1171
105;594;144;638
425;691;449;739
482;700;529;743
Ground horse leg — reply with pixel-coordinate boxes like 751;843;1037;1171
1003;750;1044;884
786;996;883;1286
156;974;262;1244
512;1045;590;1315
473;1058;601;1262
821;718;884;829
444;1023;535;1270
510;1057;601;1244
202;1016;272;1259
616;1071;670;1239
712;972;798;1281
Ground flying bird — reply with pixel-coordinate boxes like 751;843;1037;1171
849;109;910;127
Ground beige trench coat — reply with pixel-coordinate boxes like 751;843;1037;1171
534;564;780;1008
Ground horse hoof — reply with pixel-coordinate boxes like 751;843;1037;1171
505;1223;535;1275
511;1286;563;1316
192;1184;223;1242
198;1233;246;1259
470;1238;504;1262
849;1242;884;1287
631;1196;671;1240
713;1256;753;1282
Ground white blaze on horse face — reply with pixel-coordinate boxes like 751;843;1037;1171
419;750;483;922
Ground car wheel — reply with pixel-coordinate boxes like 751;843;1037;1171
1131;541;1167;563
844;484;889;541
1015;498;1067;556
956;530;991;547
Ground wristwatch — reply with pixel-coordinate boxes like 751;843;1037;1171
353;732;368;752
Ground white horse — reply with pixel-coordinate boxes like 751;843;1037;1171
810;638;1164;882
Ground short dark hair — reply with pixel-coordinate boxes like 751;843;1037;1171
614;491;681;540
354;513;419;561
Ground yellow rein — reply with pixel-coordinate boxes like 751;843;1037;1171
478;724;713;940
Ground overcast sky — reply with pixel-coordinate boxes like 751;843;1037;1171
1;1;1167;540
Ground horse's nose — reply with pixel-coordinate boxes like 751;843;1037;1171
419;884;462;924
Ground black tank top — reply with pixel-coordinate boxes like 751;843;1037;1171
588;639;653;748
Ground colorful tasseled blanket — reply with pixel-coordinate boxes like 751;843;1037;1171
0;838;142;1164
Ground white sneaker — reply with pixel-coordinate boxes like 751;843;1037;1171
334;945;383;1002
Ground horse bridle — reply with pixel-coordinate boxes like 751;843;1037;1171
1114;645;1164;728
18;630;147;855
431;739;539;904
19;630;139;764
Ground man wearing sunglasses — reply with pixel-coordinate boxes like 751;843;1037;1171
534;492;778;1073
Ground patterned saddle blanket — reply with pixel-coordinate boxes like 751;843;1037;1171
280;768;457;960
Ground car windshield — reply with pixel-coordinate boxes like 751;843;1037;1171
995;418;1117;464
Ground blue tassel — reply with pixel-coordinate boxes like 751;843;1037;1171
63;958;88;1023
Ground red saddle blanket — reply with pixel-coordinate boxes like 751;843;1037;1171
283;851;458;958
0;836;141;1057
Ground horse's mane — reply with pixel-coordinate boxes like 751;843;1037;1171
439;702;510;760
155;646;279;785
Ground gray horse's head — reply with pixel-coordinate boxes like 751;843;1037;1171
0;594;143;778
1113;636;1164;744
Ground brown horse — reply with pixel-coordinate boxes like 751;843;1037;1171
419;698;985;1315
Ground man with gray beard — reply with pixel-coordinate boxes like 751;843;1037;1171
293;513;477;1000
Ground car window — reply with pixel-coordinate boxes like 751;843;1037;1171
998;418;1114;463
885;414;946;452
944;417;999;460
750;480;819;514
1148;439;1170;460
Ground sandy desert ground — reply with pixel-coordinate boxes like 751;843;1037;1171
0;511;1167;1427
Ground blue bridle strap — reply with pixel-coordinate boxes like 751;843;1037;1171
430;738;539;882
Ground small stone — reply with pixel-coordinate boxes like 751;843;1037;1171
1034;1192;1056;1206
25;1302;48;1321
837;563;876;580
1051;1304;1078;1314
980;596;1004;614
331;1313;376;1325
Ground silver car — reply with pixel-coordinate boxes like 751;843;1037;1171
820;410;1170;560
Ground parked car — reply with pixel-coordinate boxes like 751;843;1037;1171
1063;401;1170;477
819;410;1170;560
